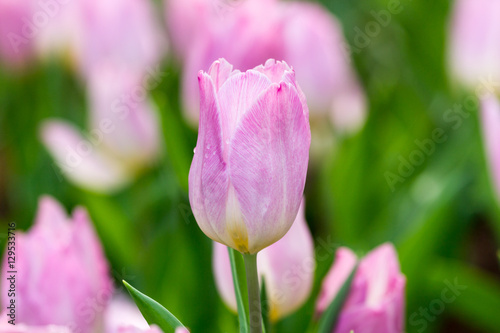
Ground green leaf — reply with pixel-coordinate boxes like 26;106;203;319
316;264;358;333
228;247;250;333
123;280;186;333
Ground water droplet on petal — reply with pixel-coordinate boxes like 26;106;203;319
193;147;197;153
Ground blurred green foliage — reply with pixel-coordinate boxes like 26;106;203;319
0;0;499;332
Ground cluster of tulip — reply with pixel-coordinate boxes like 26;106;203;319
1;0;500;332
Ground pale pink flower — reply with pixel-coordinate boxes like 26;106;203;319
189;58;310;254
0;196;113;332
316;243;406;333
213;201;314;320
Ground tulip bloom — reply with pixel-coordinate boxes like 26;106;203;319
316;243;406;333
115;326;163;333
0;0;35;67
0;196;113;332
213;202;314;320
105;295;157;333
0;313;71;333
166;0;366;133
36;0;165;78
40;67;161;193
481;95;500;200
448;0;500;89
189;58;311;254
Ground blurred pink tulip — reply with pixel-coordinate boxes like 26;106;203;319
481;95;500;200
316;243;405;333
189;58;310;254
166;0;366;133
40;66;162;193
0;313;71;333
36;0;165;77
0;196;113;332
448;0;500;89
213;202;314;321
0;0;36;67
174;328;189;333
76;0;165;78
104;295;152;333
115;326;163;333
281;2;366;133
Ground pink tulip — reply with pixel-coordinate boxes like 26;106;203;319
35;0;165;78
174;328;189;333
0;196;113;332
115;325;163;333
40;66;161;193
213;201;314;320
104;295;151;333
189;58;310;254
75;0;165;79
481;95;500;200
166;0;366;133
448;0;500;89
0;313;71;333
316;243;406;333
281;2;366;132
0;0;35;67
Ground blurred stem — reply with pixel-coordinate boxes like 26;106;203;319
243;253;262;333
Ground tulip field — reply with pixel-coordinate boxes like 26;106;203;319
1;0;500;332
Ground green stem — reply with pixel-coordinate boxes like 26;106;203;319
243;253;262;333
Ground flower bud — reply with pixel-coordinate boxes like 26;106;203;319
316;243;405;333
189;58;310;254
0;196;113;332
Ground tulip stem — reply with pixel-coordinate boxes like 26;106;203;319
243;253;262;333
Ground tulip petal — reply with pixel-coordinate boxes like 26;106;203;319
481;94;500;200
208;58;239;92
282;2;366;132
229;82;310;253
315;247;358;314
189;72;229;246
449;0;500;88
213;242;237;310
217;70;272;143
258;202;314;319
40;120;130;192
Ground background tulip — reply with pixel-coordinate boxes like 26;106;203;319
481;95;500;200
40;65;162;193
0;196;113;332
213;201;314;321
448;0;500;89
0;0;36;67
104;295;154;333
166;0;366;133
0;313;71;333
316;243;406;333
189;58;310;254
114;326;163;333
